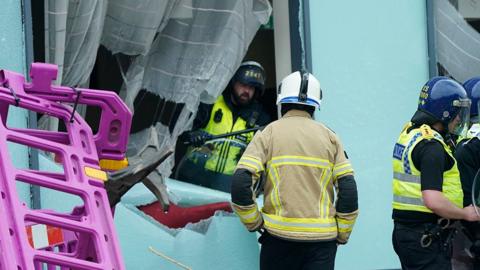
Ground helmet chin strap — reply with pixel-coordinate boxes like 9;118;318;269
431;121;446;134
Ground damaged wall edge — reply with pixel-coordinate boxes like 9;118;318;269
288;0;303;72
22;0;41;209
426;0;438;77
301;0;312;72
288;0;312;72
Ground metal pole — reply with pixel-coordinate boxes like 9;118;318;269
301;0;312;71
289;0;303;71
22;0;41;209
426;0;438;77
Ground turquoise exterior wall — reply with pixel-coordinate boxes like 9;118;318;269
308;1;429;269
0;0;25;72
0;0;29;205
38;154;262;270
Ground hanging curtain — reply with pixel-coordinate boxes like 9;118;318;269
43;0;272;178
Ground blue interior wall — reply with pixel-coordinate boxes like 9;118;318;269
0;0;29;205
308;1;429;269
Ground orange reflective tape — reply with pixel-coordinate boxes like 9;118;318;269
84;167;108;181
47;225;63;245
25;225;34;248
25;224;64;249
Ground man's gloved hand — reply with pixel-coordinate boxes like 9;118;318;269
336;238;347;246
186;130;212;147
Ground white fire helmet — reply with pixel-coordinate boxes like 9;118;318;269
276;71;322;117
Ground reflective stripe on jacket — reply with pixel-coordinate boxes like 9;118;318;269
392;123;463;213
202;95;255;175
233;109;358;241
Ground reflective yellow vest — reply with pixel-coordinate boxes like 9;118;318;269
201;95;255;175
457;123;480;144
392;123;463;213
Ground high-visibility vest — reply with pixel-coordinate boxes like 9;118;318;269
392;123;463;213
458;123;480;144
201;95;255;175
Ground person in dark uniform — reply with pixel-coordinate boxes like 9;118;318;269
175;61;271;192
391;77;480;270
453;77;480;269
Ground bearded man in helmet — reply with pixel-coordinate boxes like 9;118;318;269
176;61;271;192
230;71;359;270
391;77;480;270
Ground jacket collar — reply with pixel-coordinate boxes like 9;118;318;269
283;109;312;119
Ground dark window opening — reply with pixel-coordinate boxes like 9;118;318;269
28;0;278;163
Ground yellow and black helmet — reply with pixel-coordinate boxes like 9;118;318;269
232;61;266;97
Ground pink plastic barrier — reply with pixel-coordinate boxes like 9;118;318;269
0;63;131;269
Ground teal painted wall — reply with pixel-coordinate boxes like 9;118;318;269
38;154;262;270
308;1;429;269
0;0;25;73
0;0;29;205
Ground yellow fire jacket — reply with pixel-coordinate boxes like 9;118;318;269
231;109;359;242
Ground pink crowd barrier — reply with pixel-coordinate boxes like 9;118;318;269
0;63;132;270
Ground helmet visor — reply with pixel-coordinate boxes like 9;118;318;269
450;99;471;136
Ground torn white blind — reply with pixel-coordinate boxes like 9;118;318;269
435;0;480;82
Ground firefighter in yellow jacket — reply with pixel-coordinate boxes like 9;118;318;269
391;77;480;270
230;71;359;270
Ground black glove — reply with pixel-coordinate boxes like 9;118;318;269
185;130;212;147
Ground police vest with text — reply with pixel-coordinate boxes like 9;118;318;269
201;95;255;175
392;123;463;213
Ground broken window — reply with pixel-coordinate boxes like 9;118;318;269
30;0;273;179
